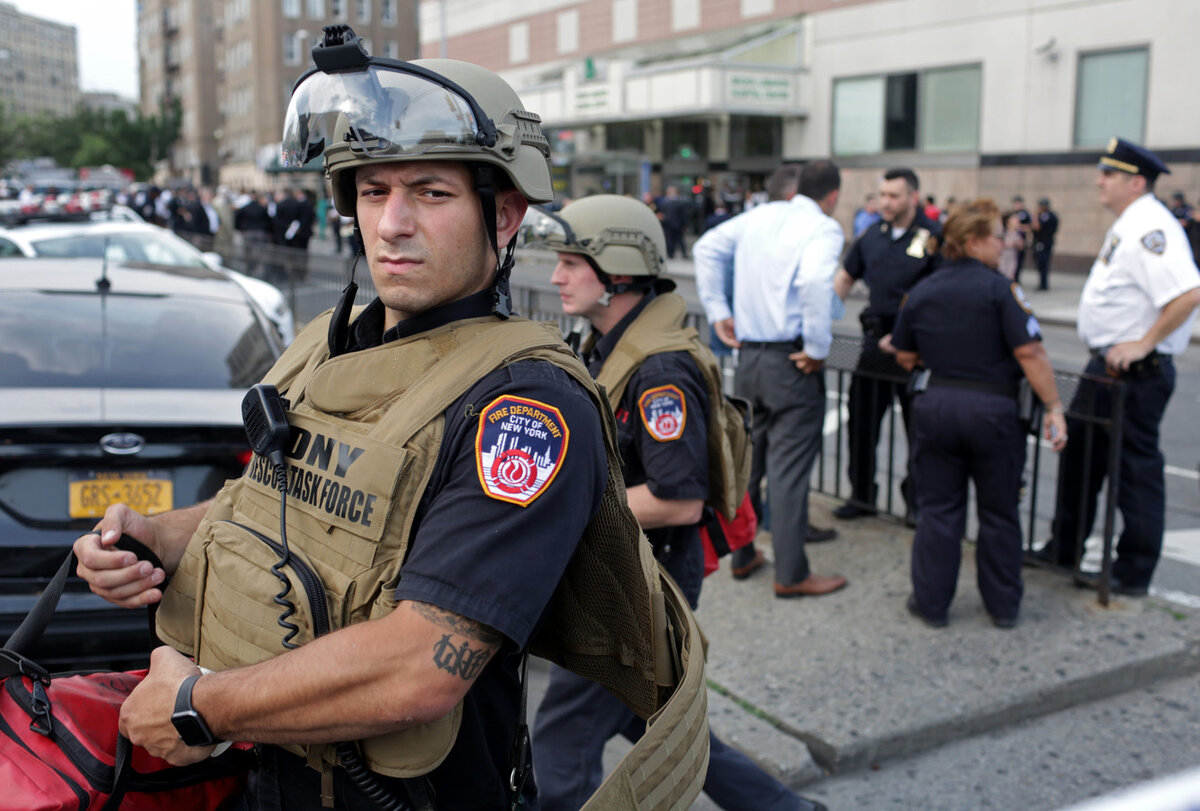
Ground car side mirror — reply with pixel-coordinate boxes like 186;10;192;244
201;251;224;270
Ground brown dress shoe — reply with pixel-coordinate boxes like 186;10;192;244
774;574;848;598
730;550;766;580
806;524;838;543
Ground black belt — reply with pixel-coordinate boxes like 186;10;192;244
928;376;1019;399
1089;347;1172;379
741;341;795;351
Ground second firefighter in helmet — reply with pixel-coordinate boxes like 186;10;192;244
535;196;824;811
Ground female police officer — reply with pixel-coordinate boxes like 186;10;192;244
889;198;1067;629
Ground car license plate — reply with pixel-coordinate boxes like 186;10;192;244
68;470;174;518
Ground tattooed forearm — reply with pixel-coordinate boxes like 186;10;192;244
432;634;494;680
411;601;503;645
411;601;501;680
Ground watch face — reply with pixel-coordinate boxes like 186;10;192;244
172;709;216;747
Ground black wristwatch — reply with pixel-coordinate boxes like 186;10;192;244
171;673;218;747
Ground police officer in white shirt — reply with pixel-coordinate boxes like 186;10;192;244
1041;138;1200;595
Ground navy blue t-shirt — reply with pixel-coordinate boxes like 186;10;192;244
891;258;1043;383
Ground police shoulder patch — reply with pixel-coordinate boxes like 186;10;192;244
475;395;569;507
1141;229;1166;255
638;384;687;442
1010;283;1033;314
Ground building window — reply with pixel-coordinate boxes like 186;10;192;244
307;0;324;18
921;65;981;152
557;10;579;55
672;0;699;31
509;22;529;65
382;0;397;24
282;0;301;19
1075;47;1148;148
741;0;773;16
283;34;302;65
384;41;399;59
605;122;644;153
356;0;371;23
832;76;885;155
832;65;981;156
664;120;707;161
612;0;637;44
330;0;346;19
730;115;781;158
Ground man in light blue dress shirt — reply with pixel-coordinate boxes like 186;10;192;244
694;160;849;598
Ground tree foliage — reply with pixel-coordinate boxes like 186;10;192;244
0;99;182;181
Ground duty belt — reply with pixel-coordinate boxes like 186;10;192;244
927;375;1019;400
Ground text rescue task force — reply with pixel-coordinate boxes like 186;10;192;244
246;428;378;528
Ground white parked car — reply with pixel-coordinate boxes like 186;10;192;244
0;219;295;345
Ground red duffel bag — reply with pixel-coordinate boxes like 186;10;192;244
1;547;256;811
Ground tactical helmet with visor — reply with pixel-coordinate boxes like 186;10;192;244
282;27;553;215
532;194;667;280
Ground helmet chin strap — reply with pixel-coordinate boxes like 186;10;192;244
327;222;364;357
473;164;514;319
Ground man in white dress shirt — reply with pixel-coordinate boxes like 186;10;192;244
1041;138;1200;595
694;160;848;598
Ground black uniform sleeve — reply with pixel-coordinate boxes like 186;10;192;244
843;233;867;280
997;281;1043;351
621;352;709;502
397;359;608;648
890;290;919;352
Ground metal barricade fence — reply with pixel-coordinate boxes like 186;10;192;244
205;246;1124;605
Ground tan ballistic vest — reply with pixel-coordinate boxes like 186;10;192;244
156;310;708;808
587;293;752;521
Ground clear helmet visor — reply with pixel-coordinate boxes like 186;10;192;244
282;65;486;167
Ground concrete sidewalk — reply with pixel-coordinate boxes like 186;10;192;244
528;494;1200;799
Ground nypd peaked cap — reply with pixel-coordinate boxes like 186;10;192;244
1098;137;1171;181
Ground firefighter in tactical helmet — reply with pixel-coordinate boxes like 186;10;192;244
531;194;828;811
72;29;705;810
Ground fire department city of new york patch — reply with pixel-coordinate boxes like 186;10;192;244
638;384;687;442
476;395;569;506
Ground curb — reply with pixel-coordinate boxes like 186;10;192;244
712;631;1200;787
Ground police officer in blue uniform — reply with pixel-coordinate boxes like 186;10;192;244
1040;139;1200;595
833;168;941;523
891;198;1067;628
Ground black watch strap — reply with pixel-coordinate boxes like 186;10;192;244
171;673;217;747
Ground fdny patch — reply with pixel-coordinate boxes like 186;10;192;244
1010;283;1034;314
476;395;569;507
1141;230;1166;255
638;385;687;442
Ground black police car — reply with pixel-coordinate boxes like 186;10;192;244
0;258;283;667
